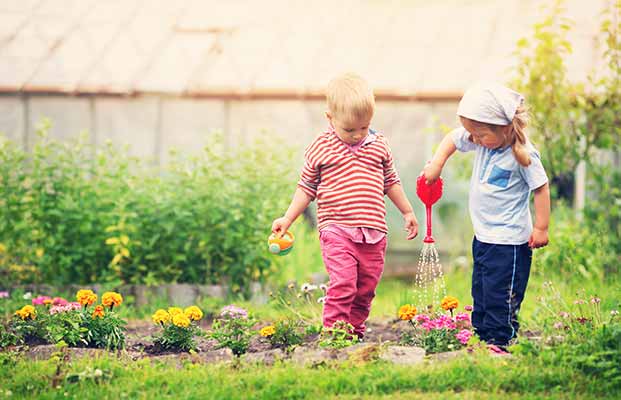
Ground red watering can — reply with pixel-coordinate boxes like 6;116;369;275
416;174;443;243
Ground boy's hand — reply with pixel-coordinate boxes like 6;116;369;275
403;212;418;240
528;227;549;249
271;216;292;238
423;161;442;184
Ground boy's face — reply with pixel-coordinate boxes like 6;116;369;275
326;112;372;145
460;117;507;149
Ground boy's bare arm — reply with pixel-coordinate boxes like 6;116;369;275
272;187;313;236
386;184;418;240
424;134;457;183
529;183;550;248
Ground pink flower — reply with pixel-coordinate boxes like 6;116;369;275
414;314;430;324
464;305;473;312
590;297;601;304
553;321;564;330
49;302;82;315
52;297;68;306
455;329;473;345
0;291;9;299
455;313;470;322
32;296;51;305
559;311;570;319
220;305;248;319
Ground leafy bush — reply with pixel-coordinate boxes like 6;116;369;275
533;204;618;280
0;123;294;293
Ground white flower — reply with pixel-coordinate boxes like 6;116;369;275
317;296;327;304
611;310;619;316
319;284;328;292
301;283;317;293
23;292;32;300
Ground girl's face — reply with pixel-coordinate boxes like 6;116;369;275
460;117;508;149
327;112;372;145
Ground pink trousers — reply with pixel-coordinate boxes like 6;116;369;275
319;230;387;337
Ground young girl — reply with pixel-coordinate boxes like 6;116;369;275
423;82;550;351
272;73;418;338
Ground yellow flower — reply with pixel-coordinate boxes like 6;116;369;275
259;325;276;337
92;305;105;319
15;305;36;320
398;304;417;321
0;243;6;254
101;292;123;309
441;296;459;311
43;298;53;306
35;248;44;258
76;289;97;306
152;309;170;325
184;306;203;321
172;313;191;328
168;307;183;316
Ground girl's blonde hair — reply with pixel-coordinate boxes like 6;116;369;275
509;104;531;167
465;104;531;167
326;73;375;122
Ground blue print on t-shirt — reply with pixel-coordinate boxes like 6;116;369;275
487;165;512;188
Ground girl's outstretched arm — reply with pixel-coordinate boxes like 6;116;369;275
271;188;313;237
423;134;457;184
529;183;550;249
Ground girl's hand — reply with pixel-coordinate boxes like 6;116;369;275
403;212;419;240
423;161;442;184
271;216;292;238
528;228;549;249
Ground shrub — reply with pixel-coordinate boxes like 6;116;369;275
0;125;295;294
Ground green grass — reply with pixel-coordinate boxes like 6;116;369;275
0;345;617;400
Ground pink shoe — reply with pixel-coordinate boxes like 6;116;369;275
487;344;510;355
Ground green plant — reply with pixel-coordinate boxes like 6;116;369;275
151;306;204;352
209;305;256;356
318;320;358;349
0;128;295;293
260;319;304;353
83;310;126;350
46;309;86;347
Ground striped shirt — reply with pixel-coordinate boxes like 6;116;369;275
298;129;401;233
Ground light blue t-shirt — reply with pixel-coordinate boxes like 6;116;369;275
451;127;548;245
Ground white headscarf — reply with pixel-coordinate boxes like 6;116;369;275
457;82;524;125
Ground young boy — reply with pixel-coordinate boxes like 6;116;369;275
272;73;418;338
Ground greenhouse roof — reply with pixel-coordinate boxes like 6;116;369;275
0;0;606;99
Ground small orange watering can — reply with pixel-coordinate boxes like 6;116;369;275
416;174;443;243
268;230;295;255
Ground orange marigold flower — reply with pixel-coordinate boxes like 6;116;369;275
259;325;276;337
76;289;97;306
152;309;170;325
92;305;105;319
102;292;123;309
184;306;203;321
15;305;37;320
398;304;417;321
441;296;459;311
172;313;190;328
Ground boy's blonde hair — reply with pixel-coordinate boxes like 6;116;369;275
326;73;375;122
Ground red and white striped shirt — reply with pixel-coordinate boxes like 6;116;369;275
298;129;401;233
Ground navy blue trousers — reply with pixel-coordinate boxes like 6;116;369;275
471;237;532;346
